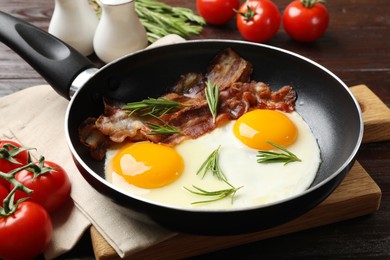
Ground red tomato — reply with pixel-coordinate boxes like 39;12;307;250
0;201;52;260
13;160;71;213
196;0;240;25
236;0;281;42
0;140;30;190
0;140;30;173
283;0;329;42
0;184;8;206
0;176;9;190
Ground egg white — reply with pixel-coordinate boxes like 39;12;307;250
105;111;321;210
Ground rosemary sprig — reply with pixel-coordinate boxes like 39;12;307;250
186;146;243;205
135;0;205;42
196;146;227;181
147;122;182;135
122;97;184;117
123;98;185;136
184;181;243;205
257;141;301;165
146;116;182;135
205;81;219;123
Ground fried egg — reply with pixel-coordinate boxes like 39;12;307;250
105;109;321;209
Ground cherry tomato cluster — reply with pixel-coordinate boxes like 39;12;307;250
0;140;71;260
196;0;329;43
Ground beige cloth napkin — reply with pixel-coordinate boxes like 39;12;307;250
0;34;186;259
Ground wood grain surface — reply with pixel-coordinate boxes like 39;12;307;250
1;0;389;259
350;85;390;144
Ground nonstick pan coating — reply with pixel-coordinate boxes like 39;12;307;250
65;40;363;235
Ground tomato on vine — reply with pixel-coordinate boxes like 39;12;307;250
12;157;71;213
0;184;7;206
236;0;281;43
0;178;8;193
0;140;31;174
0;140;32;190
0;201;52;260
196;0;240;25
0;163;53;260
283;0;329;42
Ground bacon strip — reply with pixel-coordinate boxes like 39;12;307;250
206;48;253;88
79;48;296;160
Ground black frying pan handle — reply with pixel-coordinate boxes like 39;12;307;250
0;11;97;100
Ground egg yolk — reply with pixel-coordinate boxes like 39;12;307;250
233;109;298;150
111;142;184;189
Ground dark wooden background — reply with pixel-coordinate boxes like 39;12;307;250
1;0;389;259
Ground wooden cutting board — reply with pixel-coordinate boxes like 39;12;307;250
91;84;389;260
352;85;390;143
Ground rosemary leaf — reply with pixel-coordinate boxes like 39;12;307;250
122;97;184;117
205;81;219;123
188;147;243;205
146;121;182;135
196;146;227;181
257;141;301;165
184;183;243;205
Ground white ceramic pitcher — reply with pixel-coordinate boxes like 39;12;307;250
48;0;98;56
93;0;148;63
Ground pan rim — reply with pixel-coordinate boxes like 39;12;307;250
65;39;364;213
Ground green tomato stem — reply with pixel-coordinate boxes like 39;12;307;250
300;0;326;8
235;3;257;22
0;163;34;217
27;156;54;180
0;143;34;164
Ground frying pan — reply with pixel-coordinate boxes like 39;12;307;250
0;11;363;235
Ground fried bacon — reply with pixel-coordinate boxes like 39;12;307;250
79;48;297;160
206;48;253;89
78;118;112;161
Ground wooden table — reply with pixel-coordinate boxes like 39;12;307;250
1;0;389;258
